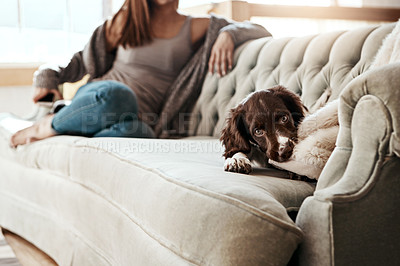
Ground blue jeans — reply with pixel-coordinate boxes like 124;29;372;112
52;80;155;138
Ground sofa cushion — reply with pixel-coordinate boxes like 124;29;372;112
0;121;315;265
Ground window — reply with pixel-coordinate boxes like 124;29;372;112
181;0;398;38
0;0;124;64
1;0;398;64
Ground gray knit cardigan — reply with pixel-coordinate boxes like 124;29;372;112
34;15;271;138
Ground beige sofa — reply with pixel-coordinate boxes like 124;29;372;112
1;22;399;265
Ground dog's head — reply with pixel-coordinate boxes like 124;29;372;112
221;86;306;162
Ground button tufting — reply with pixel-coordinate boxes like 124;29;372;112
213;112;219;122
212;87;218;96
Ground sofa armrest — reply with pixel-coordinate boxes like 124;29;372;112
295;63;400;266
317;62;400;193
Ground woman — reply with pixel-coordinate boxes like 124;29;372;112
11;0;270;147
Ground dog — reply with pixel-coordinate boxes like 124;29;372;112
269;98;339;180
220;85;307;174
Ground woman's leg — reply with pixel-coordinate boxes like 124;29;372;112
10;114;56;147
11;80;154;147
52;80;154;138
93;119;155;138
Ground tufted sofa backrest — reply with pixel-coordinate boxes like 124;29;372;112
189;23;395;137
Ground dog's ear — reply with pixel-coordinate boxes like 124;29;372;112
220;105;252;158
271;86;306;126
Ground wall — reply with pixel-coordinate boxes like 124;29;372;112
0;86;34;117
363;0;400;8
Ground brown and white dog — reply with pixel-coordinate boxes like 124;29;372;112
220;85;307;174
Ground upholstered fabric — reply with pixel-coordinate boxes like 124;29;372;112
0;124;314;265
190;23;395;137
296;63;400;266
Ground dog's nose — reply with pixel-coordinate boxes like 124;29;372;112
277;141;294;162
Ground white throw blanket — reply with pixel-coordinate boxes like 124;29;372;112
270;19;400;180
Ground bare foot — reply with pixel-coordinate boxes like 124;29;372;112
10;115;57;148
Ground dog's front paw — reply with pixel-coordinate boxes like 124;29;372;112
224;154;252;174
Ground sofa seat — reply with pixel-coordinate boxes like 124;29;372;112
0;119;315;265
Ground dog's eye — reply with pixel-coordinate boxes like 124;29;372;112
280;115;289;124
254;128;264;137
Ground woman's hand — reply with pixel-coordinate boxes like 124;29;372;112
208;31;234;77
33;87;63;103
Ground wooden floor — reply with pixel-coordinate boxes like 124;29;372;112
1;228;57;266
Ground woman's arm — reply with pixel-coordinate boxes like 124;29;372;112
208;31;235;77
212;21;271;76
33;20;116;101
191;16;271;77
219;21;272;48
191;17;210;51
212;20;271;77
192;17;235;77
